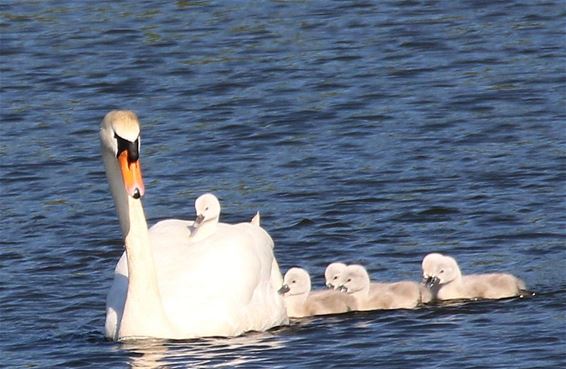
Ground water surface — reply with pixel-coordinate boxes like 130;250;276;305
1;0;565;368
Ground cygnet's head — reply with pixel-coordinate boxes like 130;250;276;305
278;267;311;296
325;262;347;289
421;253;461;288
336;264;370;294
194;193;221;226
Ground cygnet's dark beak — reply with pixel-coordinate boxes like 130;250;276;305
423;276;440;289
326;282;334;289
194;214;205;226
278;284;290;295
337;285;348;293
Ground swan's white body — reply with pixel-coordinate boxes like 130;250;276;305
101;111;288;340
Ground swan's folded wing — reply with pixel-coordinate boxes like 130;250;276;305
149;222;286;337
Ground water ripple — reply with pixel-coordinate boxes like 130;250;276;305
1;0;564;368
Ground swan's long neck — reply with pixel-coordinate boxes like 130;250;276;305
103;151;173;339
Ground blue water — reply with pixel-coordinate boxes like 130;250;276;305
1;0;565;368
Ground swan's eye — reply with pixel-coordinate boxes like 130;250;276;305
291;280;296;284
439;269;444;274
347;278;352;282
333;276;338;280
115;133;140;162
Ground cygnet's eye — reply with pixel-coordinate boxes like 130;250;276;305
291;280;296;284
333;276;338;280
205;207;209;211
439;269;445;274
347;278;352;282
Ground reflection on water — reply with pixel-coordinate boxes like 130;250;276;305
125;340;170;369
123;331;287;368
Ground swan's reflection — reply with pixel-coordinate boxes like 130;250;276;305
122;329;287;368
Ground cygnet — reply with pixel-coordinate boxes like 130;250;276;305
190;193;221;241
337;264;422;310
421;253;526;301
279;267;357;318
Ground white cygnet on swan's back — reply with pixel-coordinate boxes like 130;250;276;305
191;193;221;241
336;264;421;310
421;253;526;301
325;262;347;289
279;267;357;318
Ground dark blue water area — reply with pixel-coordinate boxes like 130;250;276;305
1;0;565;368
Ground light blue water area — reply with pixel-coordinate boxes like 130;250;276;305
1;0;565;368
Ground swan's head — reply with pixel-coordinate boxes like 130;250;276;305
100;110;144;199
325;262;347;289
422;253;461;288
194;193;221;226
336;264;370;294
278;267;311;296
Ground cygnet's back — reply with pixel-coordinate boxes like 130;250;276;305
337;265;421;310
307;289;358;316
422;253;526;301
384;280;422;308
280;267;356;318
462;273;526;299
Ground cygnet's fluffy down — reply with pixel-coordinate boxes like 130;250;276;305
325;262;347;289
279;267;357;318
421;253;526;301
190;193;222;241
336;265;422;310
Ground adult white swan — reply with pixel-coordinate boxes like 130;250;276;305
100;110;288;340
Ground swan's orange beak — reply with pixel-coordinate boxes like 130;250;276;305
118;150;145;199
